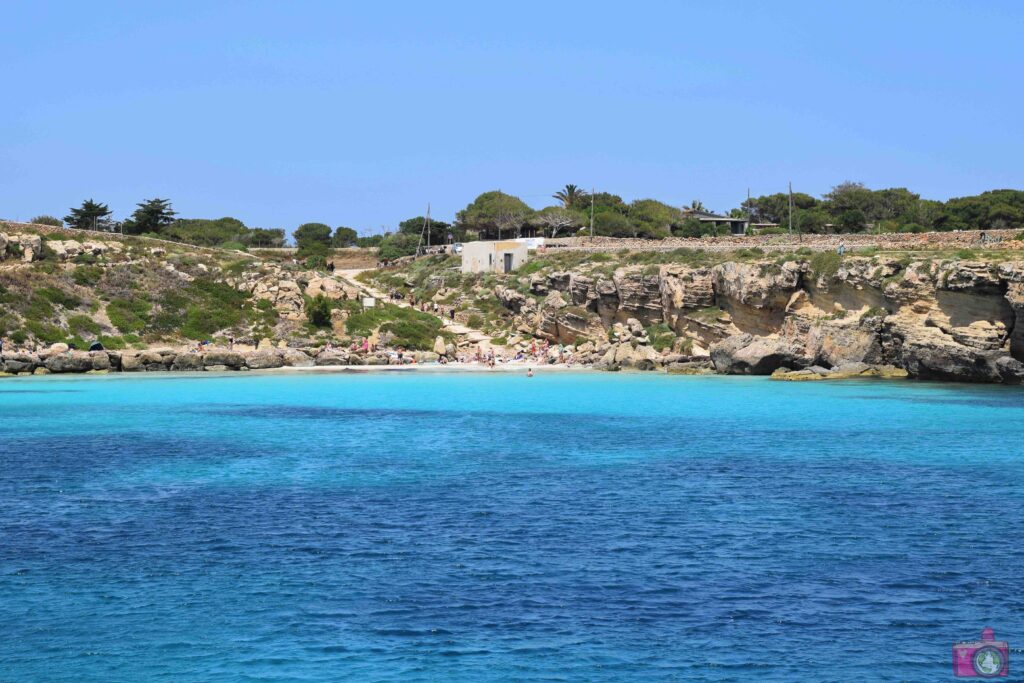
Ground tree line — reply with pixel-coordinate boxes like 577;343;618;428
42;198;287;249
34;182;1024;262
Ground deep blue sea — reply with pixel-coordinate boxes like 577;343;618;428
2;371;1023;682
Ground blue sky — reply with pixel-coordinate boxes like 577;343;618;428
2;1;1022;234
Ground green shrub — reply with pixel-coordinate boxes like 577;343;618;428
98;335;127;349
809;251;842;278
72;265;104;286
67;314;101;337
306;295;332;327
107;298;151;333
343;302;444;350
217;241;247;252
955;249;977;260
36;286;81;309
645;322;677;351
223;258;256;275
30;215;63;227
24;320;66;344
466;313;484;328
304;255;327;270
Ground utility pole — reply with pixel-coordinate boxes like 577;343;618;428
590;187;595;238
788;181;793;235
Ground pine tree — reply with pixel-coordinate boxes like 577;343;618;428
64;199;113;231
123;198;177;235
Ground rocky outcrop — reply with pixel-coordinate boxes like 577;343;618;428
0;344;438;377
492;255;1024;384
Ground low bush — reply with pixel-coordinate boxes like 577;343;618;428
809;251;842;278
306;295;332;327
67;314;101;337
72;265;104;286
645;322;677;351
107;298;151;333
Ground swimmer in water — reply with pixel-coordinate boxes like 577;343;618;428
527;368;534;377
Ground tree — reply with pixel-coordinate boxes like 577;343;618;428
675;217;706;238
456;191;533;240
64;199;113;231
164;216;245;246
398;216;455;245
332;226;358;247
742;192;817;224
123;198;176;235
532;206;582;238
688;199;707;212
553;184;588;209
837;208;867;233
629;199;682;238
873;188;920;222
593;212;633;237
356;234;384;248
30;215;63;227
293;222;333;258
377;232;420;260
245;228;286;248
823;182;876;226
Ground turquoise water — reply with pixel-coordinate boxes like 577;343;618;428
1;371;1023;682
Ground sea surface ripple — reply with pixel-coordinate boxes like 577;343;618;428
1;372;1023;681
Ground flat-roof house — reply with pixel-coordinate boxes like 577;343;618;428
684;209;749;235
460;240;529;274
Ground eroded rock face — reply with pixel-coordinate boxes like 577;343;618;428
613;270;663;325
710;334;808;375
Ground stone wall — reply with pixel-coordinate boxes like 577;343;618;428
544;229;1023;254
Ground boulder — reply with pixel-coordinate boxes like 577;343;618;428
315;351;349;366
170;353;205;371
1;353;39;374
202;350;246;369
45;351;94;373
245;351;285;369
710;333;809;375
433;336;447;355
281;349;314;367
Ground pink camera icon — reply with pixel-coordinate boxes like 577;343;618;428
953;627;1008;678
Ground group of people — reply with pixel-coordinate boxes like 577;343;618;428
411;298;457;322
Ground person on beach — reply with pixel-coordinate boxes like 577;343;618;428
837;242;846;257
449;308;455;321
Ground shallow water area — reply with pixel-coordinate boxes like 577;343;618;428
2;371;1023;681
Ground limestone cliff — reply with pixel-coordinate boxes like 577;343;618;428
497;256;1024;384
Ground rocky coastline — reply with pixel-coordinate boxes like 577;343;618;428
483;255;1024;384
0;344;462;377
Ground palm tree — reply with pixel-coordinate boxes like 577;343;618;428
688;199;707;212
553;184;588;209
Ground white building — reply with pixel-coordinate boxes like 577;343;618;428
460;240;529;274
